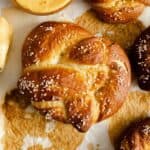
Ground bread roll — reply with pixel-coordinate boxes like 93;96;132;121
17;22;131;132
119;118;150;150
91;0;150;23
0;17;12;72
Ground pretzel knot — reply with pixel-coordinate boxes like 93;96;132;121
91;0;150;23
17;22;131;132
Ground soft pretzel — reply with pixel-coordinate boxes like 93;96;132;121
13;0;72;15
119;118;150;150
91;0;150;23
132;26;150;91
17;22;131;132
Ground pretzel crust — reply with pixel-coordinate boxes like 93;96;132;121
17;22;131;132
132;26;150;91
91;0;146;23
119;118;150;150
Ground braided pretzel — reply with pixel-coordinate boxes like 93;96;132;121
17;22;131;132
119;118;150;150
91;0;150;23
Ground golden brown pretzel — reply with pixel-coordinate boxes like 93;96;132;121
91;0;150;23
17;22;131;132
119;118;150;150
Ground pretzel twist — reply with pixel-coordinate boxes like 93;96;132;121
91;0;150;23
17;22;131;132
119;118;150;150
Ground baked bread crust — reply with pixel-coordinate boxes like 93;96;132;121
91;0;147;23
132;26;150;91
119;118;150;150
12;0;72;15
17;22;131;132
